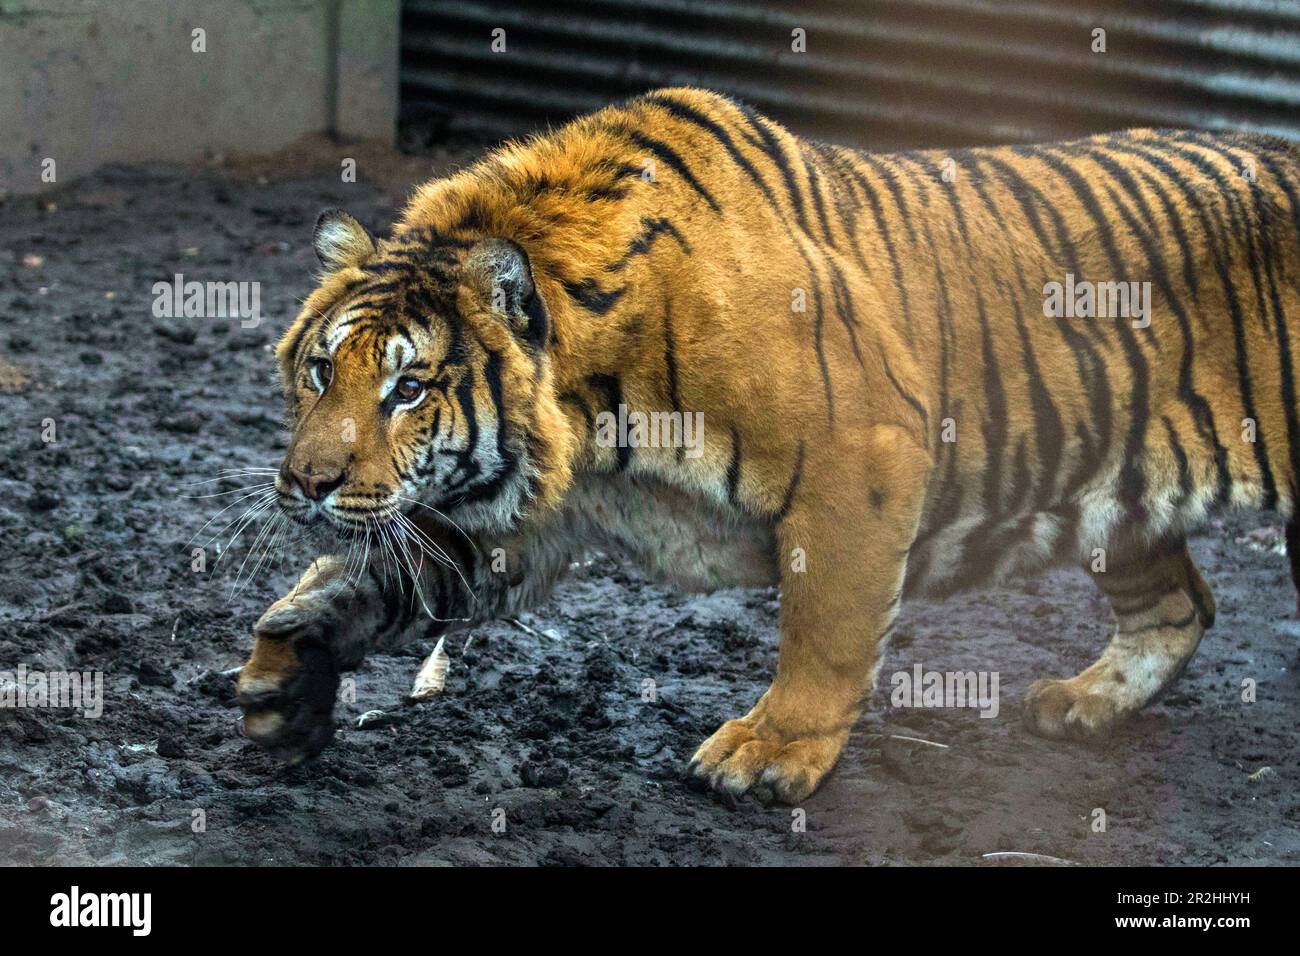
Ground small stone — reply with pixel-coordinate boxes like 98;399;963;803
136;660;174;687
101;591;134;614
152;320;197;345
27;491;60;512
520;760;569;788
157;412;201;434
156;735;186;758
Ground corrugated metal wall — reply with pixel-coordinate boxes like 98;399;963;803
400;0;1300;150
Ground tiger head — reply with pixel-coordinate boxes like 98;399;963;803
273;208;575;539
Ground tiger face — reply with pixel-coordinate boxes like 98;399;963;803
274;209;571;539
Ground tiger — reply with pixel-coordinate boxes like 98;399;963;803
235;86;1300;805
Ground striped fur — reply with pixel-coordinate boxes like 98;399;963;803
238;88;1300;803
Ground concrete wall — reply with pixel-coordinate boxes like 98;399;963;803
0;0;399;195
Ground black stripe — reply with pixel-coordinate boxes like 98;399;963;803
454;348;516;506
880;350;929;432
285;316;322;371
975;154;1079;275
559;392;593;432
624;129;721;213
1136;138;1271;504
810;251;836;427
642;93;781;212
1257;150;1300;506
1186;135;1289;506
979;154;1110;501
1073;143;1181;340
836;155;915;346
898;152;972;253
1034;147;1151;520
1109;140;1234;498
773;442;805;523
862;153;955;458
725;427;742;507
803;249;837;428
906;432;965;592
824;251;864;367
442;368;482;493
976;294;1009;516
588;373;631;471
607;216;692;272
1122;610;1199;636
1182;135;1271;340
812;143;872;274
360;260;416;277
1115;145;1200;300
729;103;814;235
800;145;837;248
855;154;917;246
562;278;627;315
1107;589;1179;616
1010;293;1065;507
663;302;687;465
1163;416;1194;507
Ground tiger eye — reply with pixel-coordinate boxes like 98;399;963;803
312;357;333;389
395;377;424;402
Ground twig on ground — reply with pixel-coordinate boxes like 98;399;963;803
865;733;950;750
982;851;1077;866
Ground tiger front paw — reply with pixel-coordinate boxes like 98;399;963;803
1021;676;1122;742
686;716;849;805
236;602;342;764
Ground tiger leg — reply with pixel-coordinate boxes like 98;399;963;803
687;427;929;804
1023;539;1214;741
236;554;400;763
237;516;576;763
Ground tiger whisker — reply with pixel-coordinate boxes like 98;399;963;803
391;494;479;552
226;506;284;597
230;511;287;600
390;510;479;605
212;494;280;566
387;520;436;621
187;486;279;548
182;469;279;488
180;481;276;500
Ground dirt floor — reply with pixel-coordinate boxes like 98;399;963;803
1;140;1298;866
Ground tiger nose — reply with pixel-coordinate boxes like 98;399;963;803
288;464;345;502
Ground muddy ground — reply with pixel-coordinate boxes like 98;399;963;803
0;140;1298;866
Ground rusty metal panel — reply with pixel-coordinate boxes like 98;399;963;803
400;0;1300;149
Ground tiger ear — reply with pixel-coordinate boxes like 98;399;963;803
462;238;549;349
313;208;376;271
